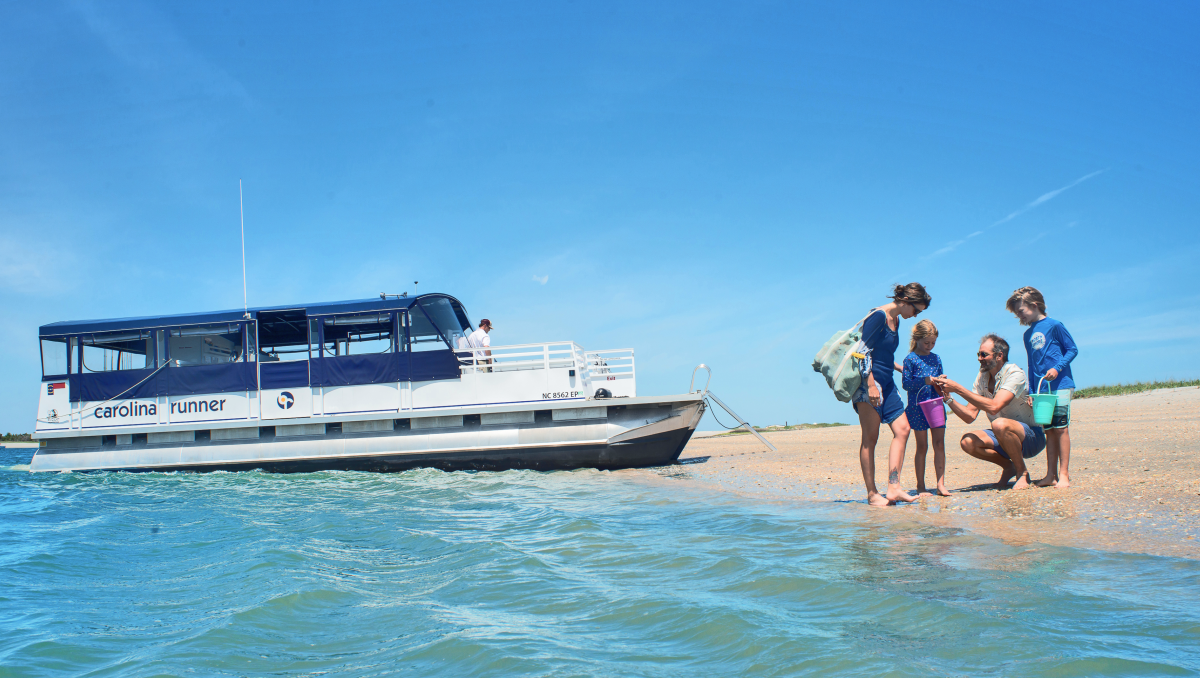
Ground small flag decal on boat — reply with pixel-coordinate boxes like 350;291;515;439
47;382;66;395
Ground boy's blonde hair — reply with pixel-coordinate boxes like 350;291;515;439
910;319;938;352
1006;286;1047;315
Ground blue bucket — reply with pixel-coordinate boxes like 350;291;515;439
1031;376;1057;426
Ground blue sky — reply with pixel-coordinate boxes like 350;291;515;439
2;1;1198;433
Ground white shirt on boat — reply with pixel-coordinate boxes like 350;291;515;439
466;328;491;368
466;328;491;350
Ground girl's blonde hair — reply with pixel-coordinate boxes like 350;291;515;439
910;319;938;352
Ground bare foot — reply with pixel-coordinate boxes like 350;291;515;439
868;492;890;507
1012;474;1031;490
1055;477;1071;489
1034;476;1056;488
996;467;1015;489
886;484;917;503
935;484;952;497
916;486;932;497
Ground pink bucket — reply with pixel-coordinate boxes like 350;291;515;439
917;385;947;428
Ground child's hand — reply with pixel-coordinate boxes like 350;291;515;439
1045;368;1059;381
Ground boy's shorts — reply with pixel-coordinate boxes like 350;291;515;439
1046;388;1072;430
985;422;1047;460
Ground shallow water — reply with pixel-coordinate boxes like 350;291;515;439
2;447;1198;677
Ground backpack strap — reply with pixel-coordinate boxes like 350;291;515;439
855;308;878;329
859;308;886;346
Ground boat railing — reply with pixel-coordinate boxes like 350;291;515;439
451;343;635;392
584;349;636;396
453;342;581;375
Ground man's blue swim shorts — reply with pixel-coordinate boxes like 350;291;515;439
985;422;1047;460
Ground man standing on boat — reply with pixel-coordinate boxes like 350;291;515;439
467;319;494;371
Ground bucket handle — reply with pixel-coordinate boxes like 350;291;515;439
1035;375;1053;395
917;383;936;402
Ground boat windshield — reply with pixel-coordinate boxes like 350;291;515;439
414;297;470;351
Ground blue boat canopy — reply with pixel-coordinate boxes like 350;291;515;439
38;294;475;398
39;294;465;337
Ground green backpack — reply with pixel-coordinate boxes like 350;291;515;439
812;310;877;402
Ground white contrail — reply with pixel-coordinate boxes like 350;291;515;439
921;169;1106;261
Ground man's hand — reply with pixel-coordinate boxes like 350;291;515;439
932;374;946;395
931;376;965;396
1045;368;1059;381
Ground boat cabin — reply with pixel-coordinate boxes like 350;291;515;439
35;294;635;438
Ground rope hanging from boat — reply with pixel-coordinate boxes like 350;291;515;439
704;397;742;430
36;360;177;424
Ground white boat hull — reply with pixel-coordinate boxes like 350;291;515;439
30;397;705;473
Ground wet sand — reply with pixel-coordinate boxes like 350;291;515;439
669;386;1200;559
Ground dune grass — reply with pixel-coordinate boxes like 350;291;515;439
1074;379;1200;399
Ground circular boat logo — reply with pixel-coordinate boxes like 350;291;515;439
277;391;295;409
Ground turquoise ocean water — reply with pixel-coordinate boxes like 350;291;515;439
2;446;1198;677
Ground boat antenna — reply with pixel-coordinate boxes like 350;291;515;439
239;179;249;319
414;280;419;296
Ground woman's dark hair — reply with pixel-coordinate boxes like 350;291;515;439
890;282;931;309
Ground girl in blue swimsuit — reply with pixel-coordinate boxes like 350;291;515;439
851;282;931;506
901;320;950;496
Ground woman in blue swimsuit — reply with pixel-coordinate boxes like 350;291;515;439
852;283;931;506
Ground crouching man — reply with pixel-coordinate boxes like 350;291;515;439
931;334;1046;490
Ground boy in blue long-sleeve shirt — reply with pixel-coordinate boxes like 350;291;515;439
1007;287;1079;488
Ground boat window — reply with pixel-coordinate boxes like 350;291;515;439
257;310;309;363
156;330;168;367
410;305;446;352
322;313;394;356
168;324;244;366
244;324;256;363
82;330;155;372
41;338;69;377
415;297;470;352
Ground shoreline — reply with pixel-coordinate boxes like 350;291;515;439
661;386;1200;560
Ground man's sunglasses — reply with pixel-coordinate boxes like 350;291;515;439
977;351;994;358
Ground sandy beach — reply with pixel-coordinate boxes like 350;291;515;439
668;386;1200;560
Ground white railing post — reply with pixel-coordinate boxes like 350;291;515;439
630;350;636;397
